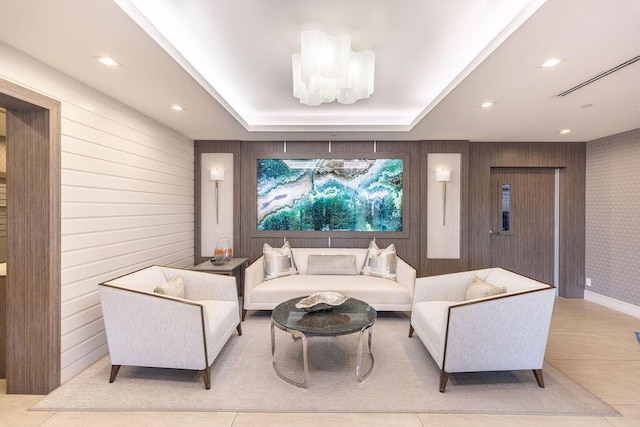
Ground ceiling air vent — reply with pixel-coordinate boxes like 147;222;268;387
557;55;640;97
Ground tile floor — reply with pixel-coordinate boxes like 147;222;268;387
1;297;639;426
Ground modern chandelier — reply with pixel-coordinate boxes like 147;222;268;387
292;29;375;106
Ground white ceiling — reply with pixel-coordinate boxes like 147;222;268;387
0;0;639;142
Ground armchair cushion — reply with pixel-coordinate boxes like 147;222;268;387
153;275;185;298
465;275;507;300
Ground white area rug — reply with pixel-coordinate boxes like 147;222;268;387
33;312;617;415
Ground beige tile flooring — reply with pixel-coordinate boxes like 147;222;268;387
1;297;639;426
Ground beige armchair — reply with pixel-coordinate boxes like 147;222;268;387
98;265;241;389
410;268;555;392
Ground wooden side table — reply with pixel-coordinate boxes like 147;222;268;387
191;257;249;296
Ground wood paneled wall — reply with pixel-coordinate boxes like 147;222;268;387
468;142;585;298
195;140;586;297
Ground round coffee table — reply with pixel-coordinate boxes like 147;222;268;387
270;296;376;388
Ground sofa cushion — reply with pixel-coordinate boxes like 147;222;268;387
250;274;412;306
465;275;507;300
263;242;298;280
292;248;368;274
361;241;397;280
306;254;358;275
153;275;185;298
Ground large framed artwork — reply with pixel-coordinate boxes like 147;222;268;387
255;156;404;235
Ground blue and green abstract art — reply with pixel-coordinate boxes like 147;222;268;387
257;158;403;232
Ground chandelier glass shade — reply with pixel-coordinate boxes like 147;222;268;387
292;30;375;106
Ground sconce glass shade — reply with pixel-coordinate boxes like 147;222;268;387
292;30;375;106
210;168;225;181
435;170;451;182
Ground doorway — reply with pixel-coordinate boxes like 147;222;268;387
489;167;556;285
0;78;61;394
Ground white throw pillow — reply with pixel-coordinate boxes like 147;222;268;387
306;254;358;275
153;275;185;298
361;241;397;280
465;275;507;300
263;242;298;280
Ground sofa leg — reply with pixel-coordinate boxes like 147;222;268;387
202;367;211;390
109;365;121;383
408;325;414;338
439;370;449;393
533;369;545;388
241;308;247;322
236;323;242;336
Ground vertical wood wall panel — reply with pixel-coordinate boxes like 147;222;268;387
468;142;585;298
196;139;584;291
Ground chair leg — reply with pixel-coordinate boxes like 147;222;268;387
236;322;242;336
202;367;211;390
408;325;414;338
533;369;545;388
439;370;449;393
241;308;247;321
109;365;121;383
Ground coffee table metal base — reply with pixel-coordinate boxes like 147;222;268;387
270;320;375;388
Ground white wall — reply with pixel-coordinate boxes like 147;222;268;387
0;43;194;383
200;153;234;257
426;153;461;259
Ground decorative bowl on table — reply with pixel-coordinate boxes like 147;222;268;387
295;291;349;312
209;257;225;266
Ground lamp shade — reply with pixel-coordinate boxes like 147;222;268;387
435;170;451;182
293;29;375;106
210;168;225;181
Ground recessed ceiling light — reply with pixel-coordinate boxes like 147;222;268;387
171;104;185;111
96;56;120;67
481;101;495;108
559;129;571;134
541;58;562;68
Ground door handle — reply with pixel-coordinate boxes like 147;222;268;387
489;228;498;235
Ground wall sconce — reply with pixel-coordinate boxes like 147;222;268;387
210;168;225;224
435;169;451;226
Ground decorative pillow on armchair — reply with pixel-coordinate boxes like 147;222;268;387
263;241;298;280
465;275;507;300
153;275;185;298
361;241;397;280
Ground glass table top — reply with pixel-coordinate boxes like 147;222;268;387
271;297;376;336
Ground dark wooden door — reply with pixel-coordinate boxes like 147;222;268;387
490;168;555;284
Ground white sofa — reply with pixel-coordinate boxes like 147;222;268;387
243;247;417;319
98;266;241;389
409;267;556;392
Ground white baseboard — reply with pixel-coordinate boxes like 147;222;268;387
584;290;640;319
